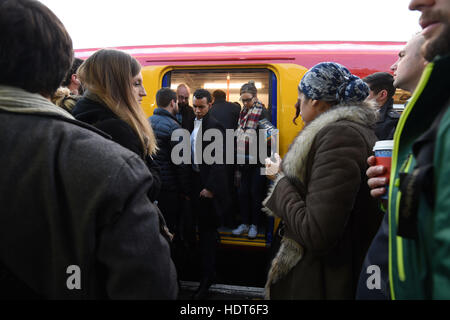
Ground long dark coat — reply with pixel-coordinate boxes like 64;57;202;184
73;95;161;201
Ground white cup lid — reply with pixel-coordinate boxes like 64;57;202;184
373;140;394;151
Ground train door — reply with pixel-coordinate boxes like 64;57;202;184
141;63;308;248
162;67;276;248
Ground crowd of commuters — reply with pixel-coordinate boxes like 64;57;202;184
1;0;449;300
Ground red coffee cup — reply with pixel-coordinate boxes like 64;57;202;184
373;140;394;200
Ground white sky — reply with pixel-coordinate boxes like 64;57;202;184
39;0;422;50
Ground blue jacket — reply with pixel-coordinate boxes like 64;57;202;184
149;108;191;194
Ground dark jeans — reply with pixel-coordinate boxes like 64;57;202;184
223;164;239;228
237;165;267;226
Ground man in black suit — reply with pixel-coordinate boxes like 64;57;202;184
211;89;241;130
176;84;196;133
190;89;228;299
174;84;197;260
210;90;241;227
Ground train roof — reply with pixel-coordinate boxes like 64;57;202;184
75;41;405;77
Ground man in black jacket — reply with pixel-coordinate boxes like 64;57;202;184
176;84;196;133
211;89;241;130
190;89;228;299
210;90;241;227
363;72;400;140
150;88;191;236
0;0;177;299
149;88;193;282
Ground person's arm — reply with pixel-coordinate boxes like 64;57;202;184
170;126;191;198
145;156;162;201
431;118;450;299
96;155;178;299
264;125;368;255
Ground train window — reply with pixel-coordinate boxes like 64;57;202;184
164;69;274;121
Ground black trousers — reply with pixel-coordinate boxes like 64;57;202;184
191;172;220;282
157;190;180;235
237;165;267;226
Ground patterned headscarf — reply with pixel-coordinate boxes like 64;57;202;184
299;62;369;103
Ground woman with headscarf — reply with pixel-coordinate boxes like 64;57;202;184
263;62;382;299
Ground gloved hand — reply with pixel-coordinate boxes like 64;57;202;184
265;153;282;180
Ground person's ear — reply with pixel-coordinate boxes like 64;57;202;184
379;89;388;100
71;74;80;85
312;99;329;112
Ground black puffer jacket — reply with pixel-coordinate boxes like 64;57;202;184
72;95;161;201
375;98;400;140
149;108;191;195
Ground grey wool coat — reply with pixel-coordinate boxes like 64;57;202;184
263;102;382;300
0;86;178;299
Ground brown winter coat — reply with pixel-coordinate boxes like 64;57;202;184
263;102;382;300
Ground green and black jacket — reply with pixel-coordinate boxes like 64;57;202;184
389;54;450;299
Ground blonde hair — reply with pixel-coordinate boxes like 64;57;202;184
77;49;157;156
51;87;79;113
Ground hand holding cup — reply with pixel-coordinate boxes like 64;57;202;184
368;140;393;199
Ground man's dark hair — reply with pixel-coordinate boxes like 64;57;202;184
156;87;177;108
363;72;395;99
193;89;212;103
212;90;226;102
61;58;83;87
0;0;73;97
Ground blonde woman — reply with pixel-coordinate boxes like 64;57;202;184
73;49;161;200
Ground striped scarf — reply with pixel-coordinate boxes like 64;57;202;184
236;101;264;161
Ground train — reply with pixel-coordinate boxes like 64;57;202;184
75;41;406;248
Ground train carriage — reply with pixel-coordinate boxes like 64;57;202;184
75;41;406;249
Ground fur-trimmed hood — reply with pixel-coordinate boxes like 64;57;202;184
264;101;377;216
263;101;377;299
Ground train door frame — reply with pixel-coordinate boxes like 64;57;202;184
161;65;278;248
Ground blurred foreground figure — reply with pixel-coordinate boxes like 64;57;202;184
365;0;450;299
0;0;177;299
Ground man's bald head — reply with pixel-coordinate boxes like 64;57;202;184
391;33;427;92
177;84;191;107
